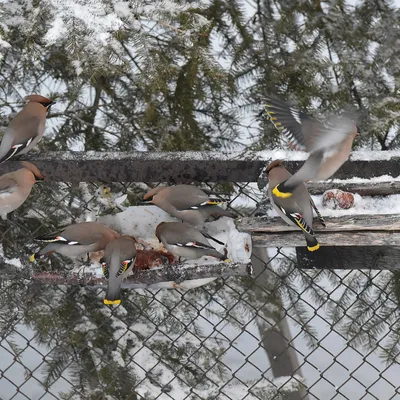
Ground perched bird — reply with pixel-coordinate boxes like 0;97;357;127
264;95;359;198
30;222;119;262
0;161;44;220
100;236;137;306
143;185;236;228
266;160;325;252
0;94;55;163
155;221;230;261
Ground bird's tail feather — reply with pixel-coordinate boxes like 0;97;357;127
305;234;320;252
104;281;122;305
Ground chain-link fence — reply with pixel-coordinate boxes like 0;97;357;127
0;178;399;400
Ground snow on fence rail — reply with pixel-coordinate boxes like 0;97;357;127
0;150;399;182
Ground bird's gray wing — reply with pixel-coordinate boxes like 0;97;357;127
34;228;101;246
0;116;41;163
264;95;351;152
164;229;217;250
0;177;18;197
273;201;316;236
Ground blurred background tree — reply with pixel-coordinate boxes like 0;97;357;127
0;0;399;398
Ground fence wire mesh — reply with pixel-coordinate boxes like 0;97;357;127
0;179;399;400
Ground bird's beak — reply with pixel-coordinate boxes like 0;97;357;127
139;200;152;205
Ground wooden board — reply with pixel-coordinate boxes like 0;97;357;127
237;214;400;247
238;214;400;233
306;181;400;196
0;151;399;182
296;246;400;270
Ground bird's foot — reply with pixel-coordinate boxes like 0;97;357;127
84;253;91;266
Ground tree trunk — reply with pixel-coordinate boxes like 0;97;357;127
251;247;309;400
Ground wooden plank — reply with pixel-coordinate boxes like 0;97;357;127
0;260;252;286
0;151;268;183
237;214;400;233
251;231;400;247
296;246;400;270
0;150;398;182
306;181;400;196
237;214;400;247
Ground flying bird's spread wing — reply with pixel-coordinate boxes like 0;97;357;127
264;95;352;153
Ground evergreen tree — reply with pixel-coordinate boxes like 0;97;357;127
0;0;399;398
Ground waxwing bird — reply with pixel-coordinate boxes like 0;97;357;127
0;94;55;163
0;161;44;220
143;185;236;228
264;95;359;198
265;160;325;252
155;221;230;261
30;222;120;262
100;236;137;306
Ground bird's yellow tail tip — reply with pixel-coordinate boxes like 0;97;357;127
272;186;292;198
224;258;232;263
207;200;223;205
29;254;36;263
307;243;320;252
104;299;121;305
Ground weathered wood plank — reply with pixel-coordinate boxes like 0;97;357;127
251;231;400;247
0;150;398;182
306;181;400;196
0;151;268;183
296;246;400;270
238;214;400;233
238;214;400;247
0;260;252;286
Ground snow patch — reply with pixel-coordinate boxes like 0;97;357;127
69;206;251;291
71;60;83;76
349;150;400;161
263;193;400;218
98;205;252;263
312;193;400;217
